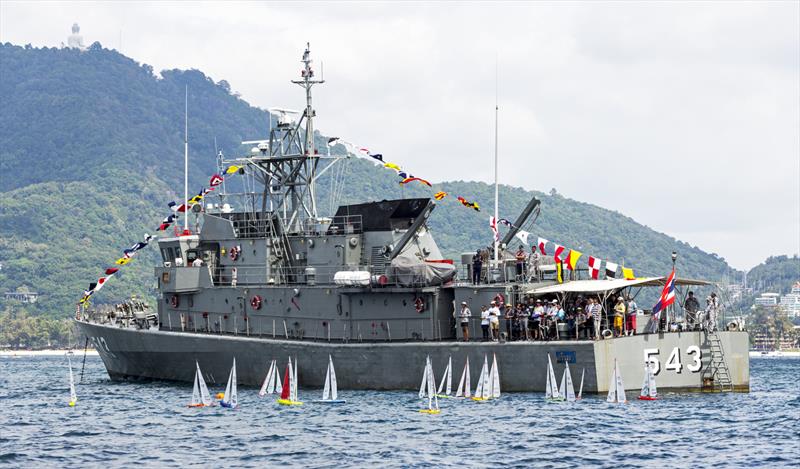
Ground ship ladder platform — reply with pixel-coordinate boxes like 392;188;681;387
702;329;734;392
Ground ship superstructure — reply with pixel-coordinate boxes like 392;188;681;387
76;45;749;394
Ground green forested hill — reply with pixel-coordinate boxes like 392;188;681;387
0;43;737;322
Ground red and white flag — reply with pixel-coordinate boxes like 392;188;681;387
554;244;567;263
209;174;224;187
489;216;499;242
537;238;548;255
587;256;602;279
652;269;677;315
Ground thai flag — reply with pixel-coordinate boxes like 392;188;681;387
652;269;677;314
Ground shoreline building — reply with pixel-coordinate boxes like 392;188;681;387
754;292;780;307
779;282;800;318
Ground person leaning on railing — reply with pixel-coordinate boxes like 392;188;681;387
480;305;490;341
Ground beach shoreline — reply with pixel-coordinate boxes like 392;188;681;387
0;349;99;357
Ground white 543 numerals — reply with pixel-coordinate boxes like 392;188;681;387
643;346;703;375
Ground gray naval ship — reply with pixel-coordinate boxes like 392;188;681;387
76;45;749;394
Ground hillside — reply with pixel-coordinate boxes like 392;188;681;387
0;43;736;320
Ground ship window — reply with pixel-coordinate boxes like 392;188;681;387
161;248;172;262
174;246;182;260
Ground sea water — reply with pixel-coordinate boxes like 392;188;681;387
0;356;797;468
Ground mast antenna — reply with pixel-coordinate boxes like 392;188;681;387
184;85;189;232
493;55;499;264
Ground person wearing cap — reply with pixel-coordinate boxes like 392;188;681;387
472;249;483;285
458;301;472;342
488;301;501;341
684;291;701;331
626;295;638;336
479;305;490;341
613;296;626;337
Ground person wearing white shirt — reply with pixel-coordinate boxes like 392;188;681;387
479;305;490;341
488;301;501;341
458;301;472;342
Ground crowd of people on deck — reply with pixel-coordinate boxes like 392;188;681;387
455;290;722;342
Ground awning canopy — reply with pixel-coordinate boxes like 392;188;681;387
525;277;714;295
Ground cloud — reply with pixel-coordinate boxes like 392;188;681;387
1;1;797;270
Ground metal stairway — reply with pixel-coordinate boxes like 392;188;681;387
703;329;734;392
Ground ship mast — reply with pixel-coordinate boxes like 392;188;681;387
493;61;499;264
184;85;189;232
292;42;325;218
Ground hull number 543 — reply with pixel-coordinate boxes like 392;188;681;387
644;346;702;375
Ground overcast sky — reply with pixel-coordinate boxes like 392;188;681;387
2;1;798;271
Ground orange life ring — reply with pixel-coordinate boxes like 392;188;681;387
250;295;263;310
170;295;179;308
229;246;239;261
414;297;425;313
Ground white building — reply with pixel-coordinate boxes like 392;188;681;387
779;282;800;317
754;292;780;307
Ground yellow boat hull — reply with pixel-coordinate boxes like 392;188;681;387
418;409;441;414
277;399;304;406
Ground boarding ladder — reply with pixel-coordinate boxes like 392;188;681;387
702;329;734;392
267;216;294;284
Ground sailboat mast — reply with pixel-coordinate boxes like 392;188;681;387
183;85;189;231
493;59;499;263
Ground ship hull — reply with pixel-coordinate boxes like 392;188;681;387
76;320;749;393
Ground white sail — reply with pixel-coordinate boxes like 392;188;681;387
615;360;626;403
473;357;486;398
641;364;657;399
490;354;500;398
275;360;283;395
260;360;275;397
231;359;238;407
427;357;439;411
607;359;626;403
546;354;560;399
329;356;338;401
640;365;650;398
287;358;294;400
197;363;212;406
67;355;77;405
323;358;331;401
289;357;297;401
564;363;576;402
455;362;466;397
455;358;470;398
419;356;430;399
464;357;471;398
222;358;238;408
606;364;617;403
481;355;490;399
559;368;566;399
578;368;585;400
648;365;657;398
191;368;201;405
437;356;452;395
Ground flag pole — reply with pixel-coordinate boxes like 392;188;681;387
183;85;189;232
493;55;499;265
